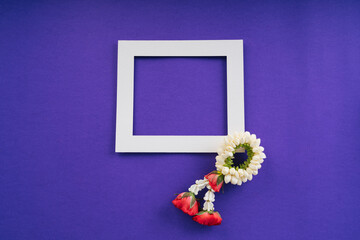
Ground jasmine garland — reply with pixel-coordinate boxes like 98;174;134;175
172;131;266;226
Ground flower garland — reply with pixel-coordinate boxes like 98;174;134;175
172;131;266;226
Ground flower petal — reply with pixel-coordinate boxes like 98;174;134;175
231;176;238;185
224;174;232;184
192;211;222;226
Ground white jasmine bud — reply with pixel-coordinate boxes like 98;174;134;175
222;167;230;175
231;176;238;185
224;174;232;184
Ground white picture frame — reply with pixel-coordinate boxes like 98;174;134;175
116;40;244;152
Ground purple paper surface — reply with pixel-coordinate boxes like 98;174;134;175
134;57;227;135
0;1;359;239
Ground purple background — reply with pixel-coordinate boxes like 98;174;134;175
1;1;359;239
134;57;228;136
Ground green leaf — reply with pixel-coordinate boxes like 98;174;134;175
181;192;193;198
190;197;196;209
216;174;224;186
196;211;207;216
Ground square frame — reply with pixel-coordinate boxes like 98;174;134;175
116;40;244;152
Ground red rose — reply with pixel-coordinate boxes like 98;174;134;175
192;211;222;226
205;171;224;192
172;192;199;216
